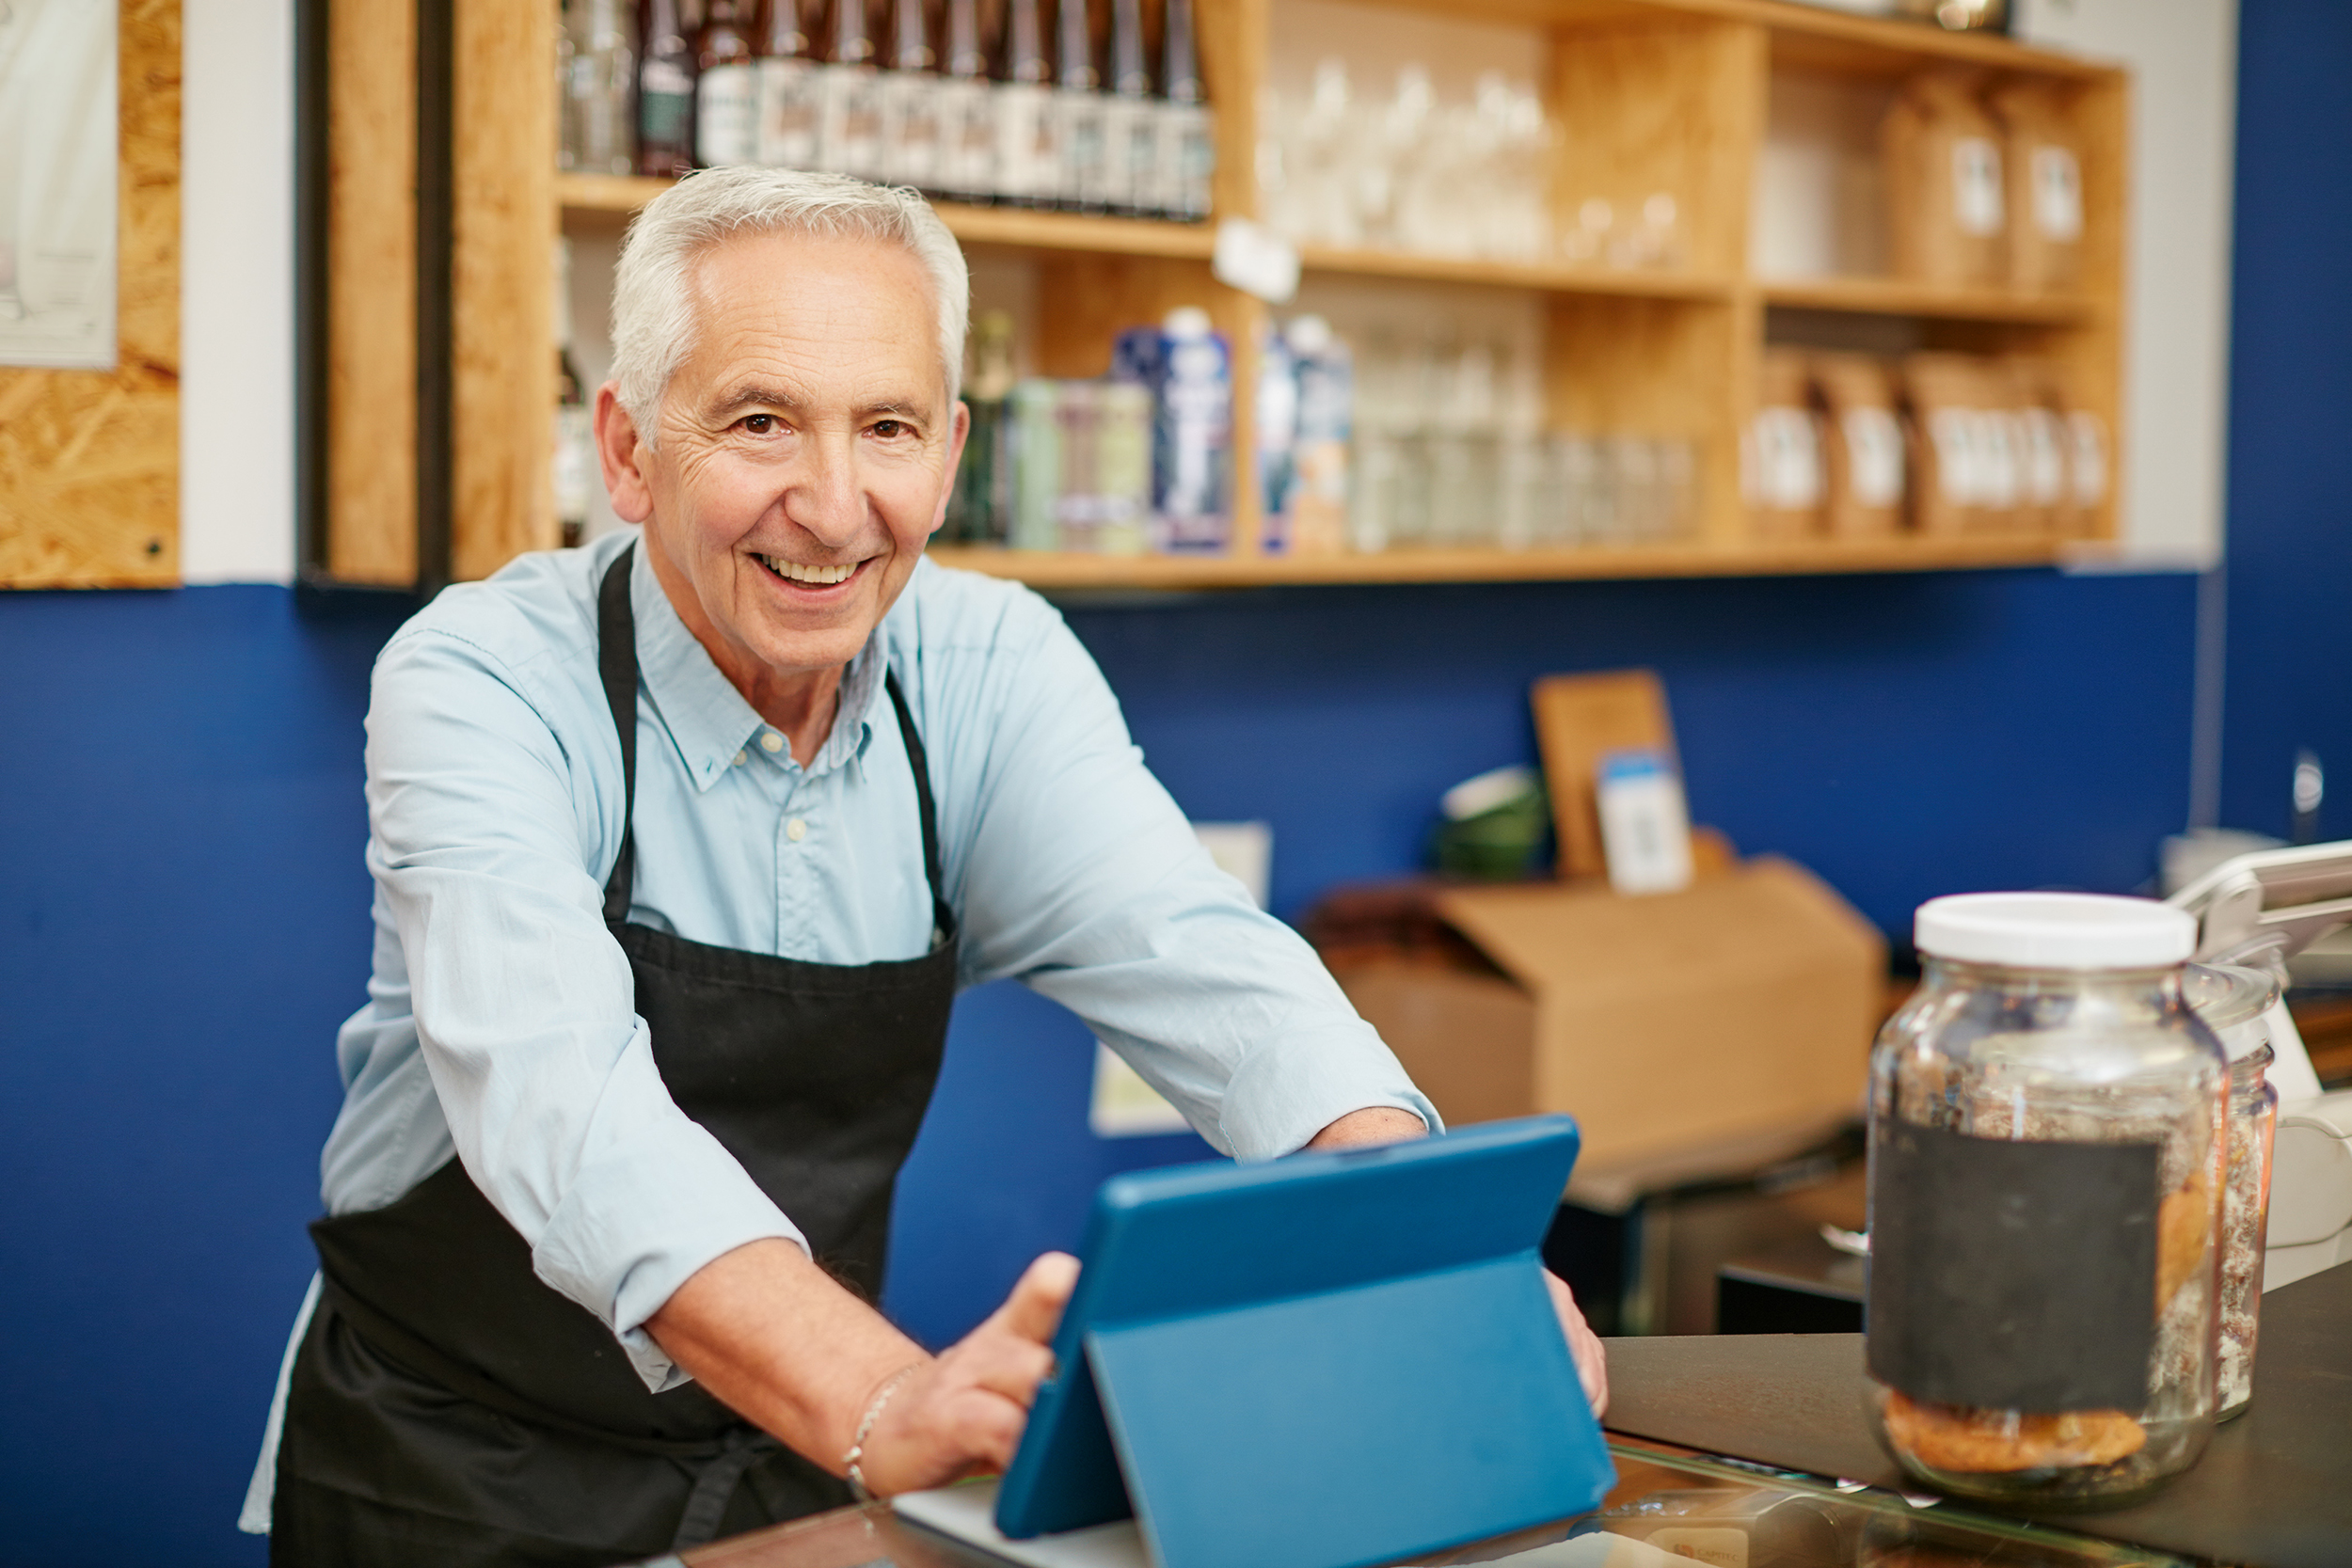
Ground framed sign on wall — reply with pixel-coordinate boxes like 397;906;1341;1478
0;0;179;589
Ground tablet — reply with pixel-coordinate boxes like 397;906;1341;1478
992;1115;1606;1553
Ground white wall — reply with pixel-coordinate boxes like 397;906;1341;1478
178;0;296;584
2019;0;2239;570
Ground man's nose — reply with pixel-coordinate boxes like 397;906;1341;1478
785;429;866;545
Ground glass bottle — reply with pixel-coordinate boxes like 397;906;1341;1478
993;0;1056;206
1052;0;1104;211
637;0;697;176
879;0;941;189
566;0;639;176
1867;893;2226;1506
935;0;996;200
1154;0;1213;221
946;309;1017;543
695;0;759;166
818;0;887;179
2182;957;2281;1420
1100;0;1152;214
755;0;821;169
551;238;596;550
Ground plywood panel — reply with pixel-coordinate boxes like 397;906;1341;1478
1546;293;1746;542
449;0;557;581
0;0;181;589
325;0;418;584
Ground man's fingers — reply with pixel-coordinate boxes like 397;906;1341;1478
994;1252;1080;1345
1545;1270;1610;1418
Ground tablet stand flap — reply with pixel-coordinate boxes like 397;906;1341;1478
1084;1256;1613;1568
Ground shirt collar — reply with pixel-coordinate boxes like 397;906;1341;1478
628;538;882;791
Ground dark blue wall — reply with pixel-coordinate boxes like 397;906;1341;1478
2217;0;2352;840
5;6;2344;1559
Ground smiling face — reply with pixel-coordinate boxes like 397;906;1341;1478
596;230;966;716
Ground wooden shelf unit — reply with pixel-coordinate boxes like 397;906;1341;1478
323;0;2128;591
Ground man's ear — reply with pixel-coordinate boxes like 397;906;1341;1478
595;385;656;524
930;398;973;540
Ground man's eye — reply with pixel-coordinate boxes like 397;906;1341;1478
871;419;910;439
739;414;777;435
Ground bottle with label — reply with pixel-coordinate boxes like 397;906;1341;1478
946;309;1017;543
1007;379;1064;550
1867;893;2224;1506
636;0;697;176
1254;323;1297;551
935;0;996;199
817;0;887;179
1154;0;1214;221
695;0;759;166
1099;0;1152;214
552;239;596;549
1149;306;1232;552
880;0;942;189
564;0;639;176
1052;0;1104;211
993;0;1056;205
1284;314;1352;555
755;0;821;169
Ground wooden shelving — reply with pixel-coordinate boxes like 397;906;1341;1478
930;532;2095;590
1760;276;2099;325
322;0;2129;593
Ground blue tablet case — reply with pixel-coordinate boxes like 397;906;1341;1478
992;1116;1614;1568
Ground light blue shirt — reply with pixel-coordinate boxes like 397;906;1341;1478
320;530;1436;1391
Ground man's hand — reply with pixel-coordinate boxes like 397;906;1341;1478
856;1252;1080;1496
1546;1269;1610;1418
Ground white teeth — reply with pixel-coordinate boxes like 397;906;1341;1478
759;555;856;585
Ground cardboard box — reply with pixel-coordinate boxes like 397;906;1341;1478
1331;856;1885;1179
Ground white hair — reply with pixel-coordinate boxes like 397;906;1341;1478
610;166;970;447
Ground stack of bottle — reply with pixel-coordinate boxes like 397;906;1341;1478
1344;329;1697;551
559;0;1215;220
1255;58;1553;261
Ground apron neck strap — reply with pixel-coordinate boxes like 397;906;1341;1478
596;543;955;940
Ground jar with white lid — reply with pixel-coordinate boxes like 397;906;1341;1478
2183;956;2280;1419
1866;893;2227;1505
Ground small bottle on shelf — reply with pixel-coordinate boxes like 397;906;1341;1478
1052;0;1105;212
1154;0;1213;221
880;0;942;190
552;239;596;549
935;0;996;201
817;0;887;180
1100;0;1152;214
564;0;639;177
993;0;1057;206
636;0;697;177
755;0;821;169
946;309;1017;543
695;0;760;167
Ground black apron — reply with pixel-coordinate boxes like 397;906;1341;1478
274;545;957;1567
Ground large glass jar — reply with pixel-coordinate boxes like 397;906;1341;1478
1866;894;2228;1506
2184;957;2281;1419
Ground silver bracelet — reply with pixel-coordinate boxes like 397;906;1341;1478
843;1361;923;1504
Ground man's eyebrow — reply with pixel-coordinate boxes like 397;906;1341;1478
705;383;808;421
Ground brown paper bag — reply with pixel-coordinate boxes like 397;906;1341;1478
1902;353;1987;535
1988;82;2086;294
1884;72;2008;289
1744;350;1826;540
1814;354;1908;538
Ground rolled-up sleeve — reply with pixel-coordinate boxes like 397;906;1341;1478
365;627;800;1390
943;609;1439;1160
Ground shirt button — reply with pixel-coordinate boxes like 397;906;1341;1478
732;751;746;768
760;732;785;753
786;817;808;843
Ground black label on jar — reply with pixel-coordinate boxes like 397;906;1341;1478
1867;1120;2157;1412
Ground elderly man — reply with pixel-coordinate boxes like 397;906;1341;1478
253;167;1604;1566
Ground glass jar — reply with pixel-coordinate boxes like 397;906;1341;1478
2184;958;2280;1419
1866;893;2228;1506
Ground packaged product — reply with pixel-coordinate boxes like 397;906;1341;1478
1899;354;1982;535
2005;357;2069;534
2018;357;2109;535
1812;353;1907;538
1743;350;1825;540
1883;72;2007;289
1987;81;2085;293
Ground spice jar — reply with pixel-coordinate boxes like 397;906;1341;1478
1867;894;2227;1505
2184;958;2280;1419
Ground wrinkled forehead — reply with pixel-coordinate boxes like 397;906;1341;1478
676;230;950;399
